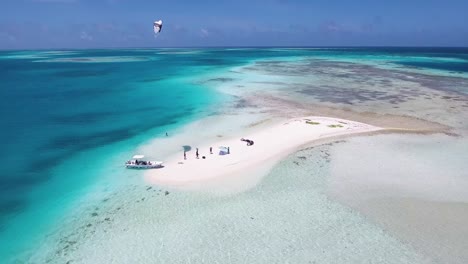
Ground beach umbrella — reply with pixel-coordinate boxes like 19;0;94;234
182;145;191;152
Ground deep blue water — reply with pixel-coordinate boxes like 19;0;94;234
0;49;234;259
0;47;467;261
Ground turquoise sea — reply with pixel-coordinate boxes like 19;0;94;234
1;47;468;262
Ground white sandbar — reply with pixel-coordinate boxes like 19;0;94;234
145;116;381;192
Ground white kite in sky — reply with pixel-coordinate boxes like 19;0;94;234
153;20;163;34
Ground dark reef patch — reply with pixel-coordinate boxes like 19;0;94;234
206;77;236;83
297;85;412;105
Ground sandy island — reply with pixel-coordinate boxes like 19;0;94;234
145;116;382;192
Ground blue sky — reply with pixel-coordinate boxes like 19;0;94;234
1;0;467;49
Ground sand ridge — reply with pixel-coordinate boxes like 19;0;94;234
145;116;381;192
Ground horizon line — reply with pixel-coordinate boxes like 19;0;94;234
1;45;468;52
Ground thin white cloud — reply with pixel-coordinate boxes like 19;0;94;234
32;0;77;3
80;31;93;41
0;32;16;42
200;28;210;38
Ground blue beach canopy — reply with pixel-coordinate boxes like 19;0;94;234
218;146;228;155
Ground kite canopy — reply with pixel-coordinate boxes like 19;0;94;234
153;20;163;34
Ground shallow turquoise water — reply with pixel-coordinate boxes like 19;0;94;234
25;143;431;264
0;49;231;259
1;47;468;261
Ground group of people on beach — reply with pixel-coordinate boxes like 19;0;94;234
176;132;255;162
183;146;230;160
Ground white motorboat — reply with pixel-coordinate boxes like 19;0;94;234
125;155;163;169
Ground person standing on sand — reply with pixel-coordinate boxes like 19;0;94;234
227;147;230;154
196;148;199;159
210;147;212;154
184;151;186;160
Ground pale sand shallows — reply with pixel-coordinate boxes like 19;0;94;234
145;116;381;193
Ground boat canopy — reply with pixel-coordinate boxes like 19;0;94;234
132;155;145;159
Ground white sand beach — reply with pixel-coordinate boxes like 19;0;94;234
145;116;381;193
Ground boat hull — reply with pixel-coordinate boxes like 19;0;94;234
126;164;163;169
125;161;163;169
